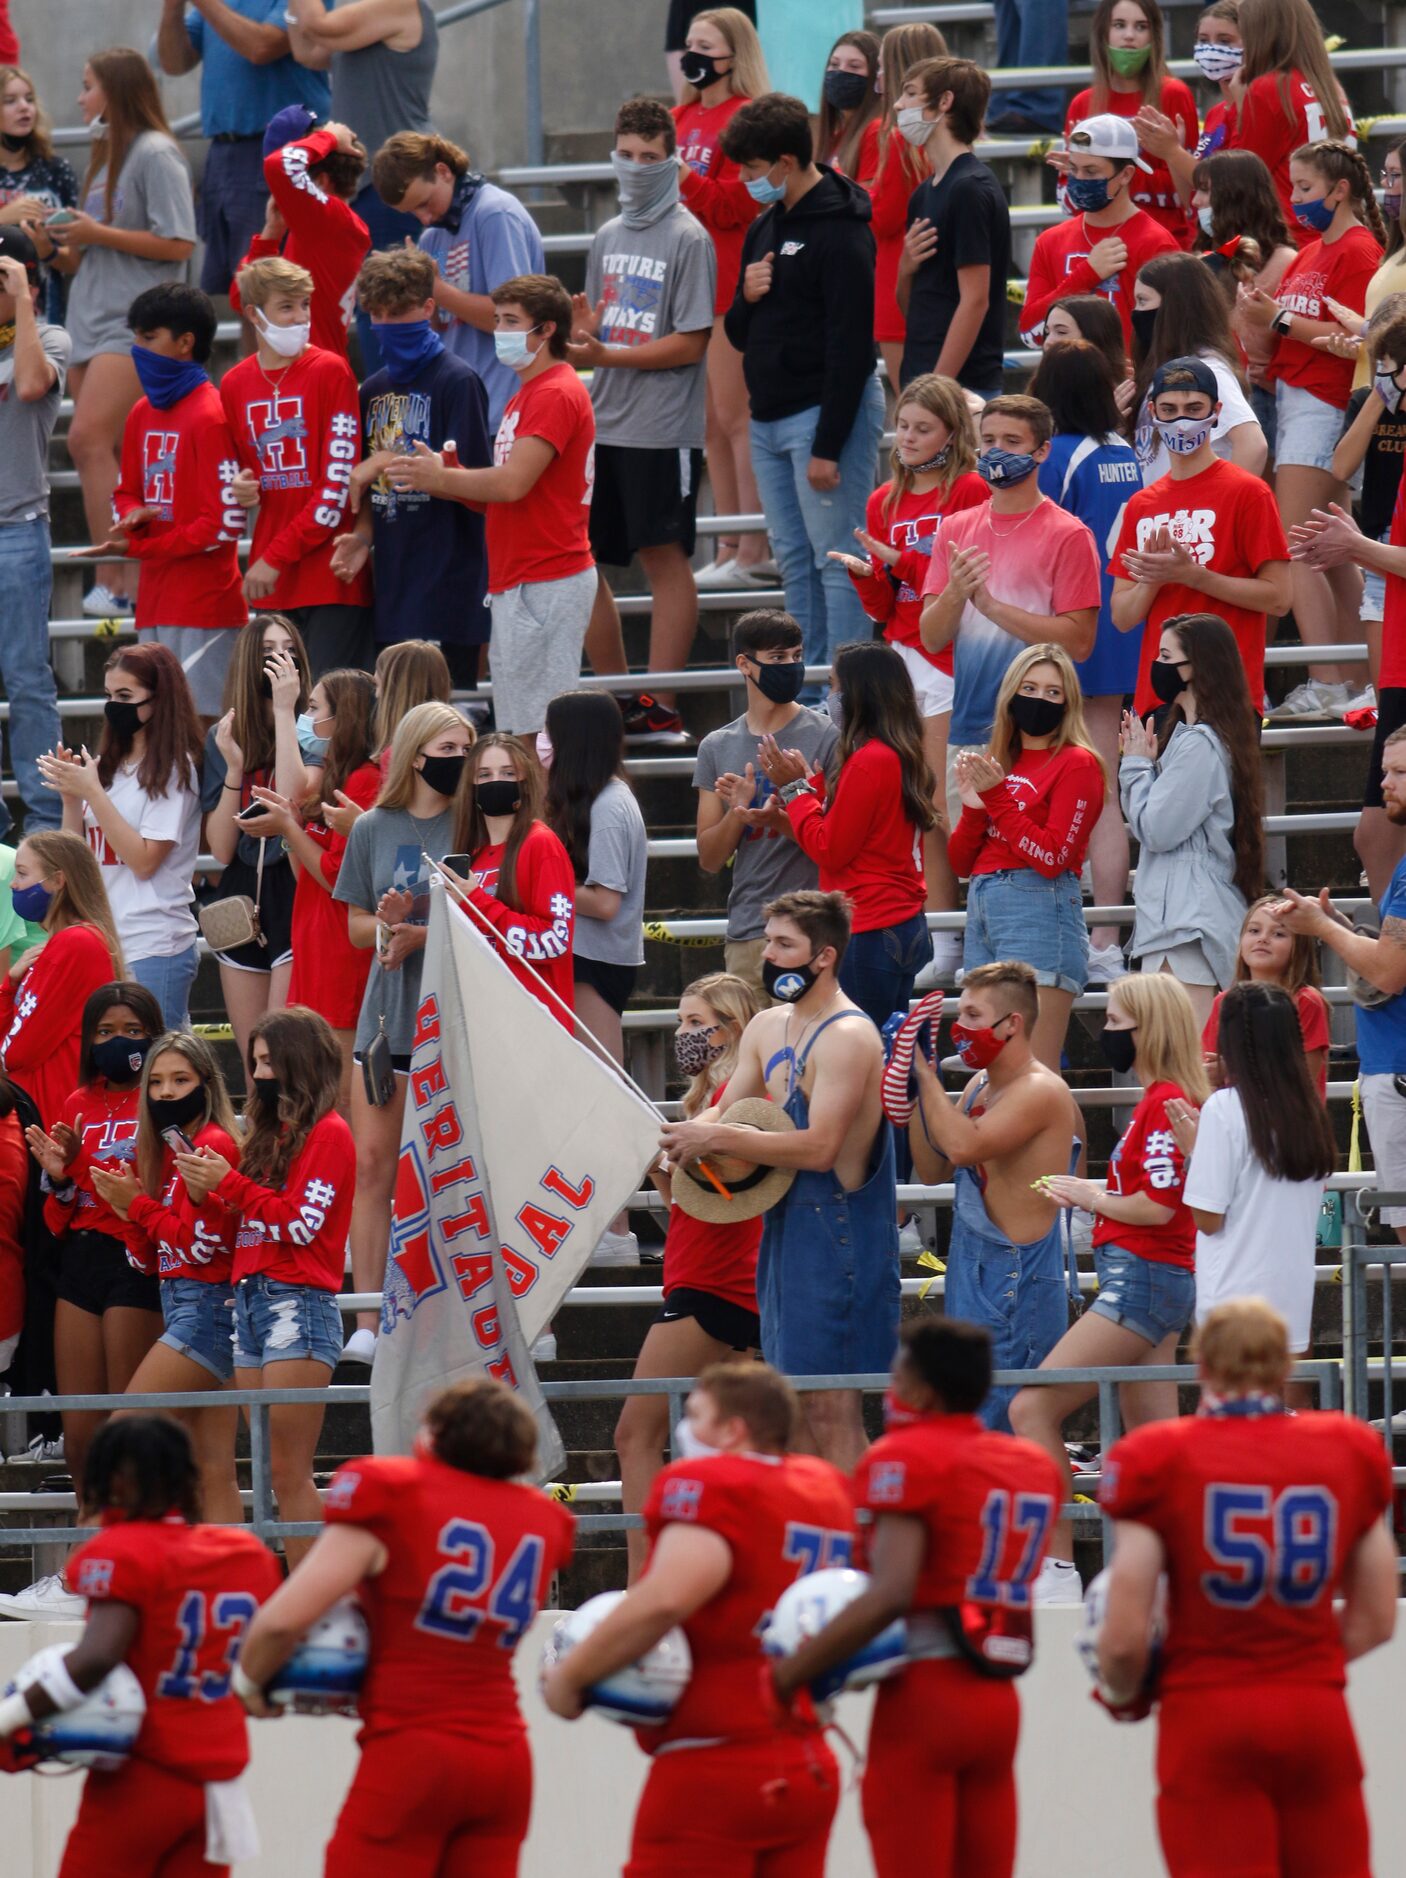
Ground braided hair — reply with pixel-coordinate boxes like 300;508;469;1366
1291;140;1387;246
1215;982;1336;1183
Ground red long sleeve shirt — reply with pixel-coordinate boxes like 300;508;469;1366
123;1124;242;1284
948;743;1105;880
222;1110;355;1290
467;820;576;1028
41;1083;141;1243
228;129;369;356
674;95;759;315
0;1110;25;1345
221;345;372;611
113;383;247;632
785;739;926;932
0;925;119;1129
1020;209;1179;351
867;127;927;344
847;475;989;672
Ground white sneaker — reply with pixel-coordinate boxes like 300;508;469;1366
10;1433;64;1465
591;1227;639;1267
1085;941;1125;987
1269;680;1350;719
1070;1208;1095;1259
0;1573;85;1620
915;933;964;989
731;560;779;587
1345;683;1377;713
340;1327;376;1367
693;557;739;591
81;582;134;620
1032;1558;1084;1608
530;1331;557;1363
898;1217;927;1257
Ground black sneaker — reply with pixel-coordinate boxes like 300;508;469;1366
622;693;693;747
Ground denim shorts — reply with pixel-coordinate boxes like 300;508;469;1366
964;869;1088;996
1274;381;1345;473
160;1277;237;1383
1090;1242;1194;1347
233;1273;343;1371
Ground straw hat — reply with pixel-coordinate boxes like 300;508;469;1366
670;1097;797;1225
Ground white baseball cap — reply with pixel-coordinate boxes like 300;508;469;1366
1067;113;1153;173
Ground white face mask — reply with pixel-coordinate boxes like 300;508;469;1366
673;1416;722;1461
1192;40;1243;83
255;309;310;359
1197;204;1215;236
896;106;933;149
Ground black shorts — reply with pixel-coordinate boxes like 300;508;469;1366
573;954;639;1015
56;1229;161;1318
206;851;295;973
1364;687;1406;808
657;1286;760;1351
665;0;753;48
589;443;703;567
352;1049;413;1073
283;603;373;682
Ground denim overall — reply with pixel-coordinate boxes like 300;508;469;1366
757;1013;901;1375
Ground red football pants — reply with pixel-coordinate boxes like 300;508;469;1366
60;1759;221;1878
1157;1684;1370;1878
861;1657;1021;1878
626;1734;840;1876
325;1728;531;1877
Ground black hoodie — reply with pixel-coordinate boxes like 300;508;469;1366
723;164;876;461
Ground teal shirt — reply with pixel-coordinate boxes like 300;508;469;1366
0;847;47;963
758;0;864;110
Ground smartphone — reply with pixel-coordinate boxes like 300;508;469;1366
160;1125;196;1155
235;800;265;823
440;854;471;876
45;208;77;227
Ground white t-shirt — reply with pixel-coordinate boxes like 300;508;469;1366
84;761;199;961
1183;1085;1324;1352
1135;350;1261;483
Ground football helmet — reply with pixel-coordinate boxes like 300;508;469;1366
7;1647;145;1770
542;1591;691;1725
763;1568;908;1701
267;1596;369;1715
1074;1566;1168;1721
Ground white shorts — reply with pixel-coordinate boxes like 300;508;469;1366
1360;1072;1406;1226
893;640;954;719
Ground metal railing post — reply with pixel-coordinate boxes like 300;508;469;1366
1344;1195;1372;1422
1096;1379;1119;1559
249;1401;274;1544
524;0;544;170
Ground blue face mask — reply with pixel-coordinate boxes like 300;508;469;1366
978;447;1038;487
11;879;51;923
1292;195;1337;234
744;164;787;205
493;325;541;371
129;344;208;411
296;712;330;763
372;318;444;384
1065;172;1116;214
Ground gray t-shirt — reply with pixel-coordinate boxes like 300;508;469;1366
333;0;437;156
333;802;454;1055
574;777;647;967
0;321;68;525
693;705;841;941
66;133;196;363
585;203;715;450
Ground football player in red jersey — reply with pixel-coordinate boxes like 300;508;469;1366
1098;1298;1398;1878
542;1361;855;1876
235;1377;574;1877
0;1415;280;1877
771;1317;1061;1878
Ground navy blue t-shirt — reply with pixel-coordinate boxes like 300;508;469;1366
360;348;490;646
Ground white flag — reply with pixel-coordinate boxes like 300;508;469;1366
371;883;661;1477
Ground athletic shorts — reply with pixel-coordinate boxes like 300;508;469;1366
658;1285;760;1351
626;1734;839;1876
488;567;598;735
60;1757;224;1878
589;443;703;566
283;602;373;682
325;1728;531;1878
573;953;638;1015
57;1229;161;1318
1363;686;1406;809
160;1276;237;1382
139;625;239;720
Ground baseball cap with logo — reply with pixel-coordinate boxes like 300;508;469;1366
263;103;319;160
1150;355;1220;403
1066;114;1153;173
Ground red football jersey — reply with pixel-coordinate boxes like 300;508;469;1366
65;1517;281;1783
640;1451;855;1749
1093;1080;1196;1268
849;475;988;671
1100;1408;1393;1693
853;1414;1061;1610
323;1452;574;1744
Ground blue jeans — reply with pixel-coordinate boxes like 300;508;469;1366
838;912;933;1031
750;375;886;675
130;943;199;1032
992;0;1069;129
352;184;416;374
0;519;61;834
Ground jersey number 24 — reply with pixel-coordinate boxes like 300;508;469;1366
415;1518;548;1647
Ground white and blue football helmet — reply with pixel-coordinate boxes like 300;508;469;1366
542;1591;691;1726
7;1647;145;1771
267;1596;369;1716
763;1568;908;1702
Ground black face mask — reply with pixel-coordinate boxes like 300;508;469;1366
1148;659;1188;705
91;1034;152;1085
258;672;274;700
148;1087;207;1135
1009;694;1066;737
823;69;870;111
762;954;822;1003
680;48;727;88
476;778;522;819
250;1076;282;1115
1099;1026;1138;1075
417;752;468;798
748;658;805;705
0;132;29;154
103;698;148;740
1130;305;1159;354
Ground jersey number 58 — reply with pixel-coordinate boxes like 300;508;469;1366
1201;1484;1337;1608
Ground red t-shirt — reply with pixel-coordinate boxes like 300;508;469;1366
1267;225;1382;408
849;474;989;672
468;820;576;1026
1202;983;1330;1097
1093;1079;1196;1268
853;1414;1061;1609
1382;471;1406;689
487;362;595;593
228;129;370;356
674;94;760;315
0;924;119;1129
641;1451;854;1749
1022;207;1179;350
41;1082;140;1244
222;1110;356;1290
220;345;372;611
123;1124;242;1284
785;739;926;933
0;1110;24;1344
1111;458;1289;715
867;126;928;344
323;1452;574;1744
1064;82;1198;245
113;382;247;632
1100;1408;1392;1692
948;742;1104;881
663;1078;760;1313
65;1517;281;1782
1227;72;1355;239
287;761;382;1029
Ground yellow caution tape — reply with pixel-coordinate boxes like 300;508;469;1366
545;1482;578;1504
916;1248;946;1300
191;1023;235;1041
1006;279;1027;305
92;617;125;641
643;920;722;948
1074;1493;1096;1506
1324;34;1346;52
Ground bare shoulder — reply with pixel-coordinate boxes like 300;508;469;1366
817;1008;884;1064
